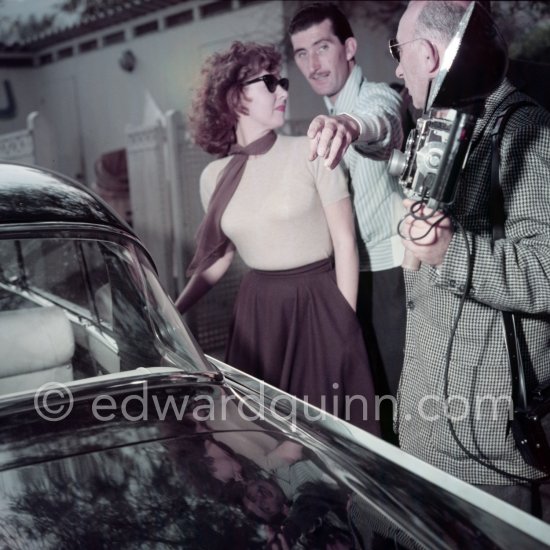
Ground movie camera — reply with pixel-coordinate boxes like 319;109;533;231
388;2;508;213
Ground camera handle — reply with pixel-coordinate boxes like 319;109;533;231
401;110;476;272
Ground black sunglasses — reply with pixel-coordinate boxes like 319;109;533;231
243;74;289;93
388;38;429;63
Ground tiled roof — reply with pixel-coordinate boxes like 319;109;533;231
0;0;189;53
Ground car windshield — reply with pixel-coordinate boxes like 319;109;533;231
0;234;213;394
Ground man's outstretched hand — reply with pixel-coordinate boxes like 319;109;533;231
307;114;360;169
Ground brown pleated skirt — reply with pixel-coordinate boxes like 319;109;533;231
225;258;380;435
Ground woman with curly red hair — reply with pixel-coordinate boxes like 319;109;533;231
176;41;378;435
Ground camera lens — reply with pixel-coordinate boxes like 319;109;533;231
388;149;407;176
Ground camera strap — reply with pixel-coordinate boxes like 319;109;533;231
489;100;535;411
488;101;550;488
445;99;549;488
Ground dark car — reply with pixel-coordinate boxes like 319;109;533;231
0;162;548;549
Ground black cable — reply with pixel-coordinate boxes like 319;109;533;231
397;195;548;482
397;197;450;243
443;218;549;483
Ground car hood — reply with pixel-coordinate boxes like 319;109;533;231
0;370;546;549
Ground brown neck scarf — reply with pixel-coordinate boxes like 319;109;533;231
186;130;278;276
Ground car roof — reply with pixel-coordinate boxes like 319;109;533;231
0;162;132;234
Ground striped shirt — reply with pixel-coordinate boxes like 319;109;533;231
324;65;405;271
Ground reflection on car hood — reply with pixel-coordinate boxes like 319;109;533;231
0;163;130;232
0;371;546;549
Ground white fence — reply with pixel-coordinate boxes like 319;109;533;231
0;112;57;169
125;110;246;355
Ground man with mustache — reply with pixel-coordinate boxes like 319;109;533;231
289;2;406;442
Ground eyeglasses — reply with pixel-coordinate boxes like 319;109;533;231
388;38;429;63
243;74;289;93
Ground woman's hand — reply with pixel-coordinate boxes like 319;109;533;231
175;248;235;313
324;197;359;311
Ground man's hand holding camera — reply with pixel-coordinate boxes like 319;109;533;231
401;199;454;268
307;114;360;169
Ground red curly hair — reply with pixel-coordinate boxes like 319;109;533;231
189;41;282;156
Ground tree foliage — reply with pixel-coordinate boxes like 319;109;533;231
293;0;550;63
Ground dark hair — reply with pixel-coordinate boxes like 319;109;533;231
189;41;282;156
241;476;289;526
169;434;263;499
288;2;354;44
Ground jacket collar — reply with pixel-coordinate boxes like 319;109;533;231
471;79;518;143
323;65;364;115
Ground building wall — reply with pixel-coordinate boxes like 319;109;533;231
0;0;399;184
0;69;35;134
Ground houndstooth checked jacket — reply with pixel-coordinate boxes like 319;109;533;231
397;79;550;484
